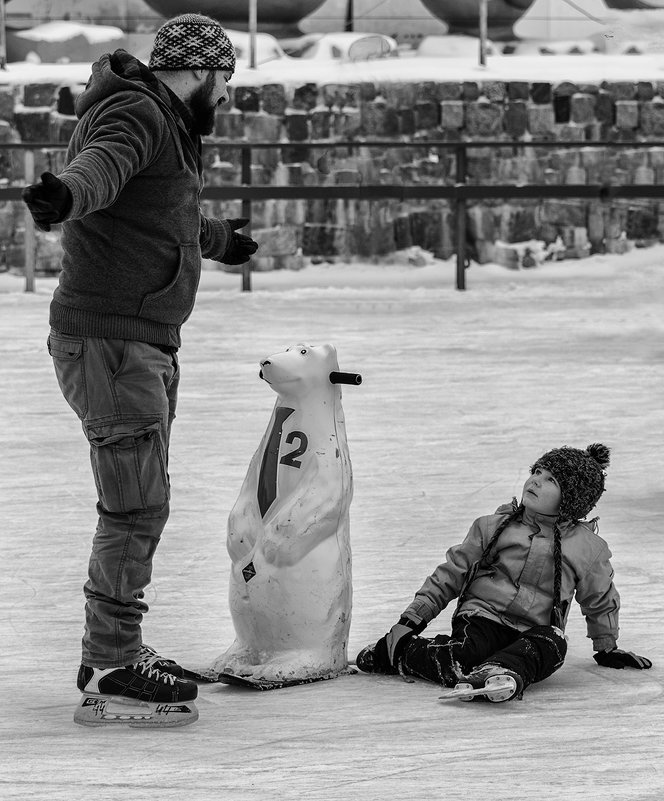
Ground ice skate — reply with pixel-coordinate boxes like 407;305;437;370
74;654;199;728
440;664;524;703
354;642;398;675
355;643;377;672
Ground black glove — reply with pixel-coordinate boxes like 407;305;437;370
593;647;652;670
373;616;426;672
222;218;258;265
22;171;72;232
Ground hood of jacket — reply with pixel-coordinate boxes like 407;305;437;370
76;50;172;120
74;49;192;171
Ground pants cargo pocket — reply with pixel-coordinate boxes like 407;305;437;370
85;417;169;513
48;332;87;419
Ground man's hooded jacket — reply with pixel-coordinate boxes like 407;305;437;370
51;50;233;348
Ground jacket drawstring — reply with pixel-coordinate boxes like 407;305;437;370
453;502;565;632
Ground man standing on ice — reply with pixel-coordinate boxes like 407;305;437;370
22;13;257;728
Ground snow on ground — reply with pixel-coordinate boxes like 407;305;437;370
228;52;664;88
1;248;663;800
13;21;126;45
2;51;664;88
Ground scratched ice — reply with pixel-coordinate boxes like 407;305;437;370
1;241;663;800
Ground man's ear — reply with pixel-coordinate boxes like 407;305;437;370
192;69;205;81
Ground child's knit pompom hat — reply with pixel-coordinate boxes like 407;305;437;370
530;443;610;522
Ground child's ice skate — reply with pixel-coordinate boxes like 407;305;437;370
355;643;378;672
354;642;398;675
74;653;199;728
439;664;524;703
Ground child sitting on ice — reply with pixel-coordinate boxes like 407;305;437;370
356;443;652;702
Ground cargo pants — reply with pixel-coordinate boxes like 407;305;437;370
48;330;180;668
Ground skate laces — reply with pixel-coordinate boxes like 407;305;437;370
133;655;177;685
139;643;174;663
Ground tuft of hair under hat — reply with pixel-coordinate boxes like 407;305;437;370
530;443;610;522
149;13;236;74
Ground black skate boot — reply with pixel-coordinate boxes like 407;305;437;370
355;643;378;672
74;653;199;728
355;642;398;675
440;663;524;703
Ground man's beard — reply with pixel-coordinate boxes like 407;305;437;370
188;72;218;136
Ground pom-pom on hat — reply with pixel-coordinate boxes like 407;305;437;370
149;13;236;73
530;443;610;522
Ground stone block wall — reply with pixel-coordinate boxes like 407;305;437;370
3;75;664;275
204;75;664;269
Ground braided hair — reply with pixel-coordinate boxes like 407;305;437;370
451;500;521;624
451;499;565;628
550;522;564;628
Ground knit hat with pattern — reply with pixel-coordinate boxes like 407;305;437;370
530;443;610;522
149;14;236;73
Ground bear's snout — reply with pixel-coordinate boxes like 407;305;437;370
259;359;271;380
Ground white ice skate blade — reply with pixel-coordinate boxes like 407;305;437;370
74;694;199;728
439;675;517;703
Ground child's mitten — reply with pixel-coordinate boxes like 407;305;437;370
593;647;652;669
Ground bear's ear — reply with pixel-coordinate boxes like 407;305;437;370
317;343;336;358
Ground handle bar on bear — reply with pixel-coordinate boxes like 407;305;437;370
329;372;362;386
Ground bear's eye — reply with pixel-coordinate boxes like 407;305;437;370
300;348;307;355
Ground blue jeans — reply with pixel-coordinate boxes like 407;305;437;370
48;331;180;668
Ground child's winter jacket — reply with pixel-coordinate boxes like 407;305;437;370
403;503;620;651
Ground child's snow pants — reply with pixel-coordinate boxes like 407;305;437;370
401;614;567;690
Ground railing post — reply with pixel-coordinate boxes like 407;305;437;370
23;148;36;293
455;144;468;291
241;145;252;292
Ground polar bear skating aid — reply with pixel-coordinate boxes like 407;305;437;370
211;343;361;689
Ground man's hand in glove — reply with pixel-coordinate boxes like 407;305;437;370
222;218;259;265
22;172;72;232
593;647;652;670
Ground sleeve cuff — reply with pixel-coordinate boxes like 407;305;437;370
200;216;232;261
592;635;617;652
401;607;429;626
58;175;82;220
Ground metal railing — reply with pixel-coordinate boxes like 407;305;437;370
3;139;664;291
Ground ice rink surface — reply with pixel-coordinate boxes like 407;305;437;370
1;249;663;800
